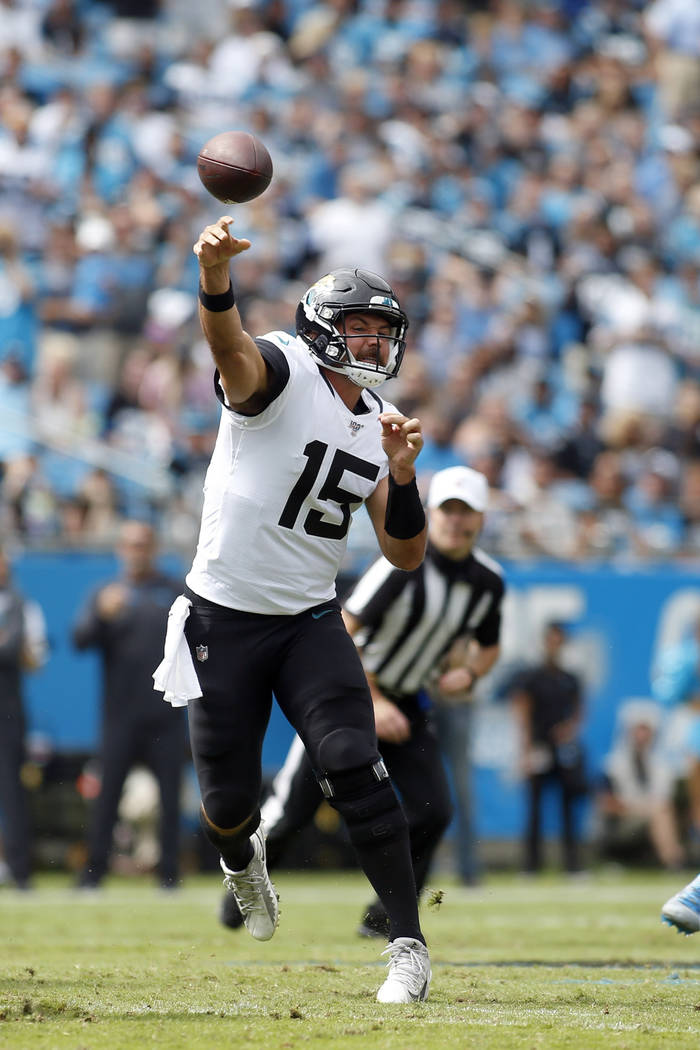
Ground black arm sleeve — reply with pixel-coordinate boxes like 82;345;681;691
384;475;425;539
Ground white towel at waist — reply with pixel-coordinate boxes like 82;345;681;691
152;594;202;707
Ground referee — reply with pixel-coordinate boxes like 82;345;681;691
222;465;506;936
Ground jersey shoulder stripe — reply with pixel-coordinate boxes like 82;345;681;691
344;556;403;619
472;546;505;579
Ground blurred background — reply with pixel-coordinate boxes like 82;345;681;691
1;0;700;885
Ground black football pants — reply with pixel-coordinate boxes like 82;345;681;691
184;591;423;942
184;595;382;827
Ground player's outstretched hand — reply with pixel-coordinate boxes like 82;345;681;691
379;412;423;485
194;216;251;268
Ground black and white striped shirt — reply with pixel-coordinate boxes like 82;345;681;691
344;543;505;698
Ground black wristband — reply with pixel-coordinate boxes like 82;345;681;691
384;475;426;540
198;280;235;312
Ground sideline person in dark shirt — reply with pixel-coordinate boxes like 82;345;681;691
510;621;587;874
73;520;186;889
0;547;47;890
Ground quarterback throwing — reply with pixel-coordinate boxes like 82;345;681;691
154;216;431;1004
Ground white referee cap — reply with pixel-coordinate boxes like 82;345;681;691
427;466;489;512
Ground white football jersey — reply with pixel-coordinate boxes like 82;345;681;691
186;332;396;614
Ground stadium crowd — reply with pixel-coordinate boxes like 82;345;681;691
0;0;699;573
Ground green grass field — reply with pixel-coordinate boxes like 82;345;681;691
2;868;700;1049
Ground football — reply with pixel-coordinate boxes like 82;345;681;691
196;131;273;204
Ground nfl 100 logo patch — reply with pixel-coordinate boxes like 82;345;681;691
196;644;208;662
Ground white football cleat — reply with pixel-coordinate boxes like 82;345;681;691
376;937;431;1003
220;826;279;941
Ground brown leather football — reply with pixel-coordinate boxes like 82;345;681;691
197;131;273;204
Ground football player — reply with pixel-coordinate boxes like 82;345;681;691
154;216;430;1003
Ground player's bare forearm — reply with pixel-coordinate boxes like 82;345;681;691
197;297;251;361
378;528;427;571
194;216;266;403
198;301;266;405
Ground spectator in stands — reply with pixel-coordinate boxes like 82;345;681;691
599;324;680;426
0;222;37;373
1;450;59;541
679;458;700;557
0;354;33;465
0;0;695;567
513;374;578;451
624;447;684;559
76;467;121;545
505;446;581;561
555;396;606;483
664;380;700;461
412;402;464;488
41;0;85;57
645;0;700;120
306;164;394;275
576;450;636;561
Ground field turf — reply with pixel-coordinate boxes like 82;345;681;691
2;868;700;1049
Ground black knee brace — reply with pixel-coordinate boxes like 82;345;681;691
317;762;408;848
317;726;375;772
